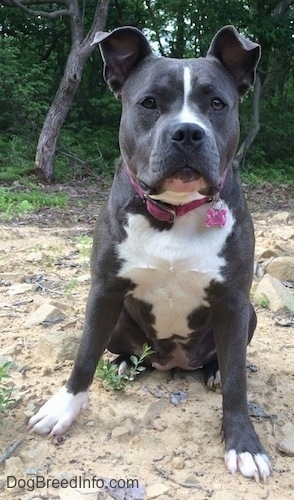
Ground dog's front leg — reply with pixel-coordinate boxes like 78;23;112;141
212;291;271;481
29;281;127;436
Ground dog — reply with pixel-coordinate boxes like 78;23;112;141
29;25;271;481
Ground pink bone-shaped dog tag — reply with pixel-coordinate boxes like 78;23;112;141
205;207;227;227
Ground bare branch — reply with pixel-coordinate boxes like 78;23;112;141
1;0;70;19
234;73;262;169
272;0;294;17
86;0;110;44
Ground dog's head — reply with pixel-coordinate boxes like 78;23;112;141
92;26;260;203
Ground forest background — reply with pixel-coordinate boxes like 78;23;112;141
0;0;293;194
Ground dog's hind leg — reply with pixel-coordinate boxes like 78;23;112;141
107;306;154;374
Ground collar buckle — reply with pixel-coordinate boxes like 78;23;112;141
144;195;176;224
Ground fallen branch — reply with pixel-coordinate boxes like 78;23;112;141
0;438;23;465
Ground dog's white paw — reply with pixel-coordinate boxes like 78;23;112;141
225;450;271;482
207;369;221;389
28;386;89;436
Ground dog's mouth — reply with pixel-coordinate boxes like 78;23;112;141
164;167;209;194
145;167;220;198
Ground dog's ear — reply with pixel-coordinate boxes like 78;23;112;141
207;26;261;97
92;27;153;96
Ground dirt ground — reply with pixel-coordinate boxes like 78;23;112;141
0;180;293;500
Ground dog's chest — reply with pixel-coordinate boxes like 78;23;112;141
118;207;234;339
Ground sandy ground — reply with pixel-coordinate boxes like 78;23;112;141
0;181;293;500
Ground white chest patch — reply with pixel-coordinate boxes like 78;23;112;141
118;206;235;340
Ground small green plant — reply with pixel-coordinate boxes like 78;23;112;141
256;294;270;309
75;235;92;261
64;277;78;297
96;360;127;391
44;245;64;267
0;361;15;423
96;343;154;391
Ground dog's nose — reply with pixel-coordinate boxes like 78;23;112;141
170;122;205;147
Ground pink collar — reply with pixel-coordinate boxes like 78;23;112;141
126;167;212;224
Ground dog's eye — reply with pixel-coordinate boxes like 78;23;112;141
211;98;226;111
141;97;157;109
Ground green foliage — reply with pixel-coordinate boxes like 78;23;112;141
64;278;78;297
0;135;36;182
0;1;293;184
240;83;294;181
0;39;53;136
255;295;270;310
96;359;127;391
96;343;154;391
0;361;15;423
75;235;93;261
0;185;67;219
0;135;68;218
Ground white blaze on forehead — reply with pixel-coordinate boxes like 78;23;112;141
179;66;208;131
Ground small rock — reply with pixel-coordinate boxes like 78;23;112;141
278;438;294;456
7;395;22;409
20;442;48;463
41;366;52;376
151;420;166;432
172;456;185;469
181;473;200;487
275;243;294;256
142;399;169;425
18;364;29;374
57;472;74;482
26;466;40;475
24;409;35;418
33;296;68;311
0;272;26;283
170;389;188;405
271;211;290;223
24;403;37;418
76;274;91;283
25;251;44;263
281;422;294;437
36;329;80;362
253;274;294;313
25;302;65;327
188;380;207;397
146;483;169;498
111;425;131;440
259;249;281;259
153;455;165;462
7;283;36;296
266;256;294;281
123;417;139;435
0;344;21;356
5;456;24;477
0;354;13;365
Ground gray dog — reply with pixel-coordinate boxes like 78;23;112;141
29;25;271;481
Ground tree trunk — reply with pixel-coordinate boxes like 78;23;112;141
35;0;110;182
234;73;261;169
35;48;87;181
